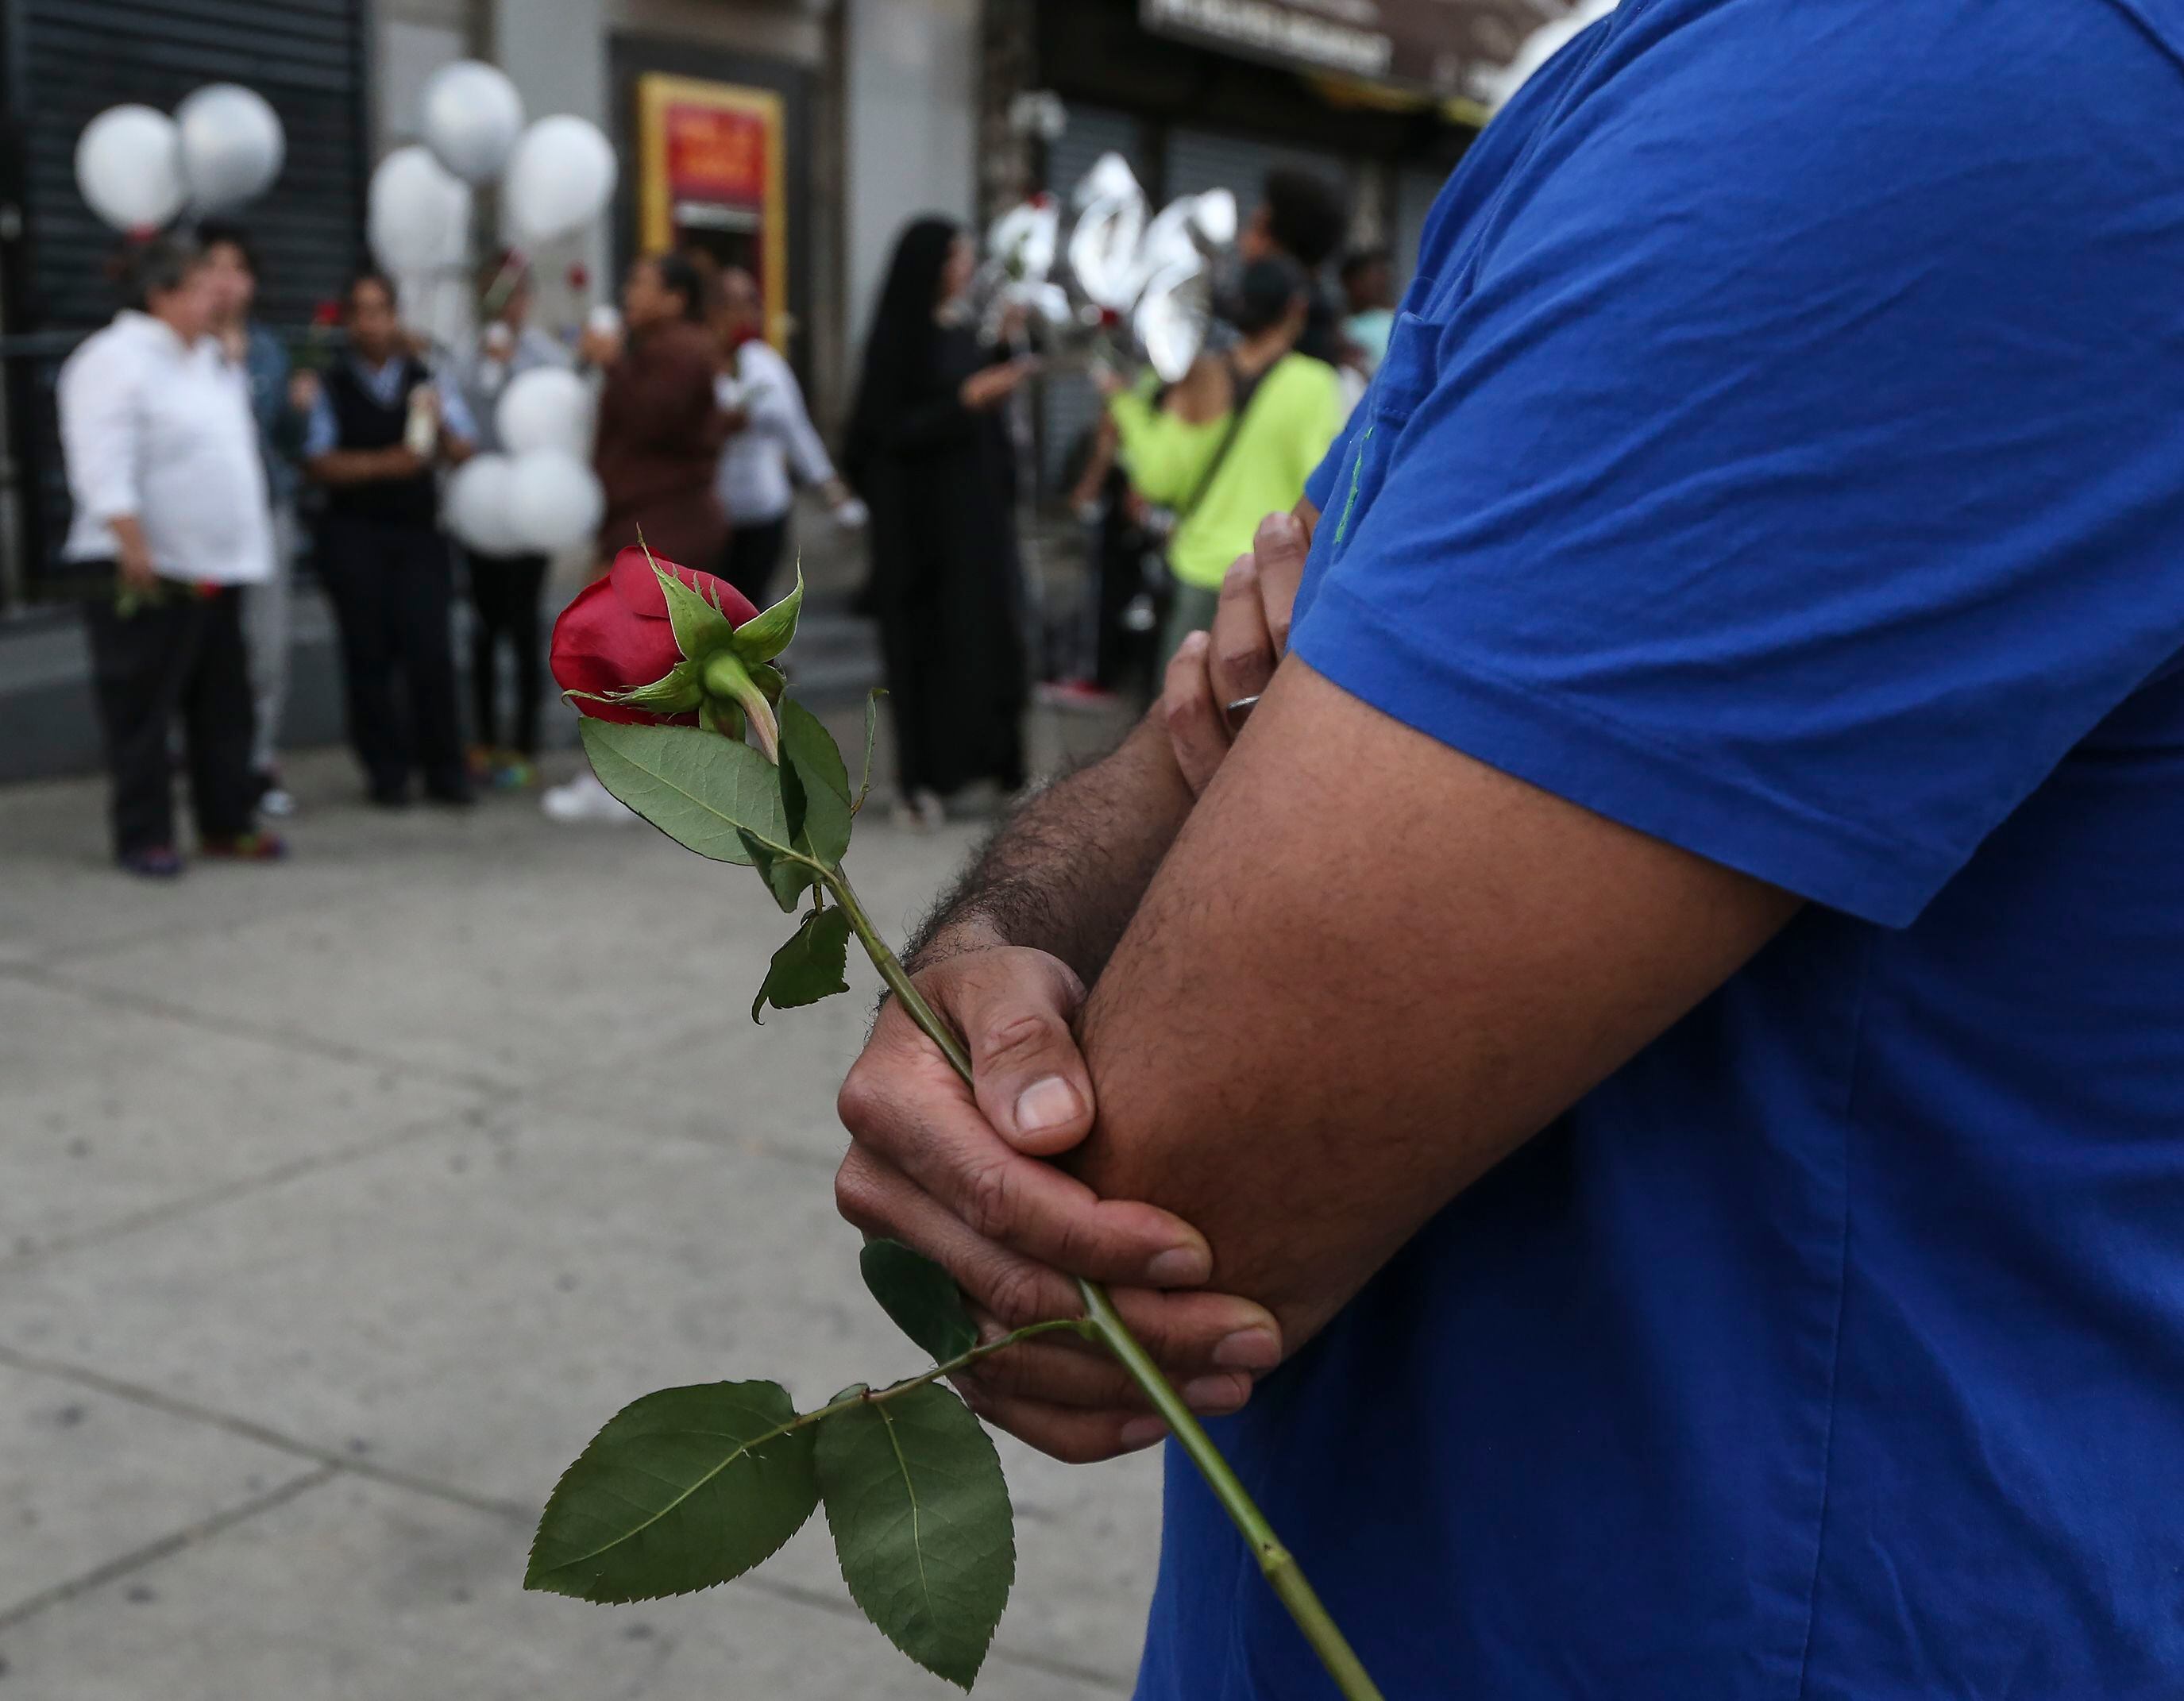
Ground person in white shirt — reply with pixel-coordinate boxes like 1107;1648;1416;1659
59;235;281;878
709;266;865;604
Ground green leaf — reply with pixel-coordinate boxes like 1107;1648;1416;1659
781;697;853;867
580;719;790;866
731;561;804;665
654;560;738;663
853;688;886;816
601;658;704;716
527;1379;818;1603
752;905;851;1023
739;831;819;915
860;1240;979;1365
816;1383;1014;1689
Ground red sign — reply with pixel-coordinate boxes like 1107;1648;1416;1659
664;104;768;204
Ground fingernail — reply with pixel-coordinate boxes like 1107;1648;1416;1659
1119;1417;1168;1449
1262;511;1301;543
1214;1329;1281;1371
1147;1245;1212;1286
1182;630;1210;656
1014;1075;1082;1135
1183;1375;1247;1414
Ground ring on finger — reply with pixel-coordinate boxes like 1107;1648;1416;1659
1223;694;1261;735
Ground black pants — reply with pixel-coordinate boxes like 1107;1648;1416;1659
82;581;257;856
465;550;547;755
721;515;789;608
317;519;467;800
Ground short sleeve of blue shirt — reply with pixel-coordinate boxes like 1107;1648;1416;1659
1293;0;2184;928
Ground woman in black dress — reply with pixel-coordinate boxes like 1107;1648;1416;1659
845;218;1039;828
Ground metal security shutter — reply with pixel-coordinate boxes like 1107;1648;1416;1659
1163;129;1346;232
15;0;369;330
2;0;370;594
1039;103;1147;494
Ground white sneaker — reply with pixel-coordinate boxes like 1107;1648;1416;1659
259;785;296;820
542;773;635;824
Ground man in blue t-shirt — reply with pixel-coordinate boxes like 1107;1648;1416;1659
835;1;2184;1693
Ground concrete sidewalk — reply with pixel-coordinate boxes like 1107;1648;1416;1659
0;705;1157;1699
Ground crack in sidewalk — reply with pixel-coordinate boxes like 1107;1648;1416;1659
0;1463;338;1634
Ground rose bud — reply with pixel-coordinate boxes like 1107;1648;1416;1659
551;545;801;760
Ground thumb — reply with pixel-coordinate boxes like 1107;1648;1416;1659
953;951;1098;1158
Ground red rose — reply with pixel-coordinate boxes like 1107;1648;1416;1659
551;546;759;726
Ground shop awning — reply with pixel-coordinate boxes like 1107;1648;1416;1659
1138;0;1572;107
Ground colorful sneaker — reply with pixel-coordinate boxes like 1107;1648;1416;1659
467;745;496;783
117;845;184;880
199;830;290;862
491;756;537;791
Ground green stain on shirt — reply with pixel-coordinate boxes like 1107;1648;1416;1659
1335;425;1373;546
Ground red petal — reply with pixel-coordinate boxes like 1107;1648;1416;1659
607;545;761;627
550;577;692;723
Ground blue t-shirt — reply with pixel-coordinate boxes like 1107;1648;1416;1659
1136;2;2184;1696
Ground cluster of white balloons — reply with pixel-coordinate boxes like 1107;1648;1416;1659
75;86;286;232
368;61;618;277
445;367;603;556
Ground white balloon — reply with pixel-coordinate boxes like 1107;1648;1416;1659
420;60;524;186
1191;189;1238;252
176;84;284;211
507;449;604;554
368;145;471;275
75;106;185;233
446;453;524;555
495;366;592;458
504;116;617;244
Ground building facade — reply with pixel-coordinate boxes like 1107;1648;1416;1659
0;0;985;604
0;0;1587;604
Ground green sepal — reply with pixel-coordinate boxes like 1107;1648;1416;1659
596;658;705;717
859;1240;980;1365
751;662;786;705
700;698;747;742
729;562;804;665
751;904;851;1024
653;559;739;665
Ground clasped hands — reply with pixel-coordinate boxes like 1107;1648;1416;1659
835;507;1315;1462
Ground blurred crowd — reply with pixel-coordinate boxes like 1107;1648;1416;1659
56;161;1382;876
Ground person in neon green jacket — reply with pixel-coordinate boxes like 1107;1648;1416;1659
1106;257;1347;668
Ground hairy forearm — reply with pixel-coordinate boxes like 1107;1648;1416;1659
1067;663;1801;1351
908;709;1197;982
